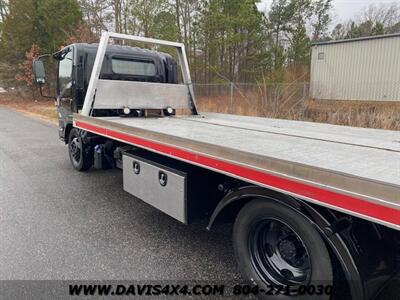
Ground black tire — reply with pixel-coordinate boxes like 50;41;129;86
233;199;333;300
68;128;93;172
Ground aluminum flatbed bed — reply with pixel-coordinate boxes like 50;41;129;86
38;32;399;298
74;112;400;230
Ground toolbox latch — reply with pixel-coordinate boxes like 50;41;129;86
159;171;168;187
133;161;141;175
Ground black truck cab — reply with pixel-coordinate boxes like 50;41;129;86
53;43;178;142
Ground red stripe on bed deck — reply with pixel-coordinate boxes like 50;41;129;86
75;120;400;227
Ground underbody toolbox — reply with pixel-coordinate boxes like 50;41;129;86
123;150;188;223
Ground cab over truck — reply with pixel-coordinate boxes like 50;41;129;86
33;32;400;299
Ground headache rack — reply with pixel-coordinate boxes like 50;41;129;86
81;32;198;116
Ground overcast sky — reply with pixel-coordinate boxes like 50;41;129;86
258;0;398;24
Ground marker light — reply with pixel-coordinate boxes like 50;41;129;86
123;107;131;115
165;107;174;116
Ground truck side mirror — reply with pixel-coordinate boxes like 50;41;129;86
32;57;55;100
32;60;46;85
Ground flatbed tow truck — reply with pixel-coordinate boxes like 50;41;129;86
33;32;400;299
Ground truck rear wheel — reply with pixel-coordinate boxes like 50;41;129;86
68;128;93;172
233;199;333;299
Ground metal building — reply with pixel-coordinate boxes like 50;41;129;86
310;33;400;101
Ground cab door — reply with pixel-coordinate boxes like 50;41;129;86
56;48;75;141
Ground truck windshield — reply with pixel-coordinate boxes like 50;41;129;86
111;58;156;77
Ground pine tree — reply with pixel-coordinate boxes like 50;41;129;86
0;0;82;86
311;0;332;41
196;0;267;83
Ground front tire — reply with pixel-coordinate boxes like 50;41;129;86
233;199;333;299
68;128;93;172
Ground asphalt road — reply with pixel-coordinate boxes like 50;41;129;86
0;108;239;281
0;108;397;299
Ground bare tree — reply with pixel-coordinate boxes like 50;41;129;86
79;0;111;35
358;3;400;32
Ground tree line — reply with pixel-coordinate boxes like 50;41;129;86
0;0;399;88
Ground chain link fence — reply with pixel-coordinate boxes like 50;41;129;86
193;82;310;119
192;82;399;130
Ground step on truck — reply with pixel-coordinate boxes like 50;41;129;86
33;32;400;299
